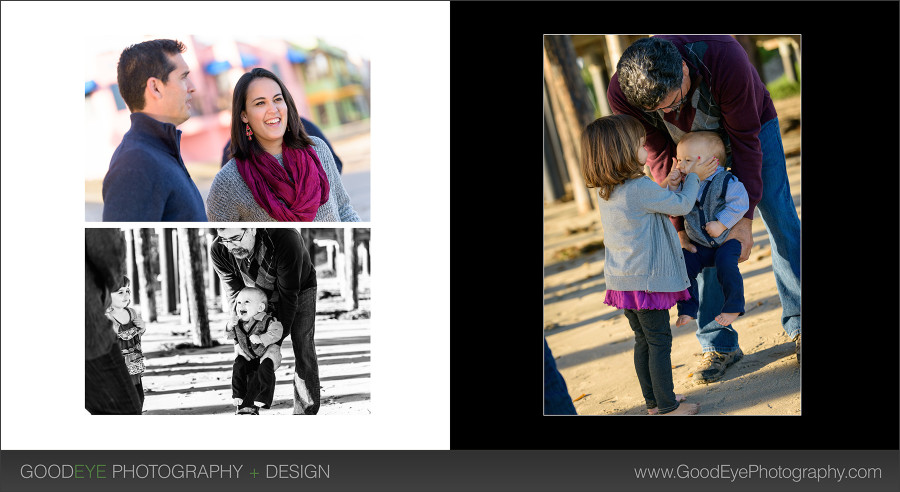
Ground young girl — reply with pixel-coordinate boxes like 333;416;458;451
105;276;147;409
580;114;717;415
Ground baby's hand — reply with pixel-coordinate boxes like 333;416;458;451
249;334;262;345
704;220;727;238
225;318;237;340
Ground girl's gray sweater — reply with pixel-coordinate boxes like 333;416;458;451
596;174;701;293
206;136;360;222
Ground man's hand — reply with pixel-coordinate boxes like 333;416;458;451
249;334;262;345
725;217;753;262
234;344;249;360
704;220;727;238
678;230;696;253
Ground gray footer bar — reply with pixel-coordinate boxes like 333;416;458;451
1;450;897;491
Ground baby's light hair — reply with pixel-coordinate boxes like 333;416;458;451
678;131;726;165
237;287;268;305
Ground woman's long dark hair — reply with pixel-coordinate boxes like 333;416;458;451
229;68;314;161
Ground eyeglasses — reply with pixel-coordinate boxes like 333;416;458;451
219;230;247;245
645;86;686;114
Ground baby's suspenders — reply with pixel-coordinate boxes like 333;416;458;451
695;171;733;247
236;315;275;358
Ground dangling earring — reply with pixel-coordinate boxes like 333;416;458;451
246;123;253;141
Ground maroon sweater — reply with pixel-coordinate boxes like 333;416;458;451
608;35;777;229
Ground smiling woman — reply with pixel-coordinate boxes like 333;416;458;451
206;68;360;222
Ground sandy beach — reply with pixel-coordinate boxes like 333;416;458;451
544;96;800;416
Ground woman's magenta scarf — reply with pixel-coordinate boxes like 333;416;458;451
236;144;330;221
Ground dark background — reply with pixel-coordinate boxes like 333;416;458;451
450;1;900;451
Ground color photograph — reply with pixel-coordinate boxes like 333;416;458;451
85;34;370;222
544;35;801;416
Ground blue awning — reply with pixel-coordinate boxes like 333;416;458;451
85;80;98;95
240;52;260;68
205;60;232;76
287;47;307;64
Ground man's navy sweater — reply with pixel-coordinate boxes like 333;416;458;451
102;112;206;221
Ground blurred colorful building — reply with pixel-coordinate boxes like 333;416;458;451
84;35;370;180
291;38;370;131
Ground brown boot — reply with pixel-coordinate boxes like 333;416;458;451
692;348;743;384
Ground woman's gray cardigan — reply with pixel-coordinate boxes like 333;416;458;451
596;174;701;293
206;136;360;222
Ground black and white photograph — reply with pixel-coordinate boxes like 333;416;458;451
85;227;370;416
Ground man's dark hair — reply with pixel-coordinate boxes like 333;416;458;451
616;37;683;111
230;68;314;161
116;39;186;112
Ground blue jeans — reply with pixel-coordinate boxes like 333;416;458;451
544;338;577;415
696;117;801;352
289;286;320;414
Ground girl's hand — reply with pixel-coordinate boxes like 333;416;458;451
681;155;719;181
662;160;684;189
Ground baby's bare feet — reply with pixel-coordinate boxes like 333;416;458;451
715;312;740;326
676;315;694;327
648;394;686;415
661;402;700;415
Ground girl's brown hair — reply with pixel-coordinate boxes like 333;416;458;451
580;114;647;200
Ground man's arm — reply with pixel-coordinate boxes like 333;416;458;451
102;149;167;221
210;241;245;315
272;230;305;338
711;40;765;221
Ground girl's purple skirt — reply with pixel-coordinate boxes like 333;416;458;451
604;289;691;311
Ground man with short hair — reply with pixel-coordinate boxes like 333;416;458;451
608;35;801;382
210;228;322;414
102;39;206;221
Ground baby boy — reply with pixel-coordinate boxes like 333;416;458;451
225;287;284;415
663;131;749;329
